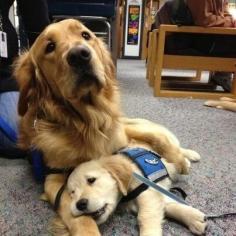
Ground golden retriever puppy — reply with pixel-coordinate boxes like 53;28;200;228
13;19;197;235
204;97;236;112
67;143;207;236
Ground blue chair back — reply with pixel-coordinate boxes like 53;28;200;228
48;0;117;18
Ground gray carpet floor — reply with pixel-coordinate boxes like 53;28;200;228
0;59;235;236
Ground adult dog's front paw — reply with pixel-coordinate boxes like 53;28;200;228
140;229;162;236
187;150;201;162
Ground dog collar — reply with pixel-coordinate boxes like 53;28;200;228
119;147;169;202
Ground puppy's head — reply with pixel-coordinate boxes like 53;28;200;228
67;157;131;225
14;19;115;116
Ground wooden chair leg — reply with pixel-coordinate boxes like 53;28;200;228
195;70;202;81
154;29;165;97
232;72;236;97
146;32;153;82
149;32;158;87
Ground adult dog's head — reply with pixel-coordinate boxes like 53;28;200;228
14;19;116;116
67;157;132;225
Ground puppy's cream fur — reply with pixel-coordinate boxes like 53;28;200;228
67;143;207;236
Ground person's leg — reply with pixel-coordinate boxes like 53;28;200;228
0;92;26;158
192;34;215;55
192;34;234;92
17;0;50;46
208;35;236;92
165;33;200;55
210;35;236;57
0;0;19;82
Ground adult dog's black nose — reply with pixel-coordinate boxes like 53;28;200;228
76;198;88;211
67;45;91;67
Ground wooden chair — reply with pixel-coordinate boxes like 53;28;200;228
146;25;236;99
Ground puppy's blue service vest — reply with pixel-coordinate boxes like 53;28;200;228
119;147;169;202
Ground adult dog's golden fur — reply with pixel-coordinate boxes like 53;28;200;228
14;19;127;168
204;97;236;112
14;19;198;235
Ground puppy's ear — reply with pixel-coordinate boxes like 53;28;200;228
101;157;132;196
13;51;36;116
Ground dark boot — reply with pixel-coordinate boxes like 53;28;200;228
210;72;232;92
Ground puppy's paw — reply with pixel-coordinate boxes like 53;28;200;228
187;208;207;235
177;158;191;176
176;160;190;175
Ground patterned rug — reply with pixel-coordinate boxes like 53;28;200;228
0;60;235;235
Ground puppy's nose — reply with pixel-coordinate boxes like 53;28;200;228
67;45;91;67
76;198;88;211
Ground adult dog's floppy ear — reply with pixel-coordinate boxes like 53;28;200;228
101;156;132;196
13;51;35;116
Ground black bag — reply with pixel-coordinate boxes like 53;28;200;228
152;0;194;29
171;0;194;26
0;0;19;92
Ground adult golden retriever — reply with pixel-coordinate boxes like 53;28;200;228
205;97;236;112
14;19;199;235
67;142;206;236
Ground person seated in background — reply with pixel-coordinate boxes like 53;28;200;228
186;0;236;27
186;0;236;92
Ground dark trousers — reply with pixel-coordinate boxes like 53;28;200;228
0;0;50;91
193;34;236;58
17;0;50;46
165;33;236;58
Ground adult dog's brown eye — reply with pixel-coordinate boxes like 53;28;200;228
45;42;56;54
87;177;96;184
82;32;91;40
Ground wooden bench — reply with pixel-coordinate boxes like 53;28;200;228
146;24;236;99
